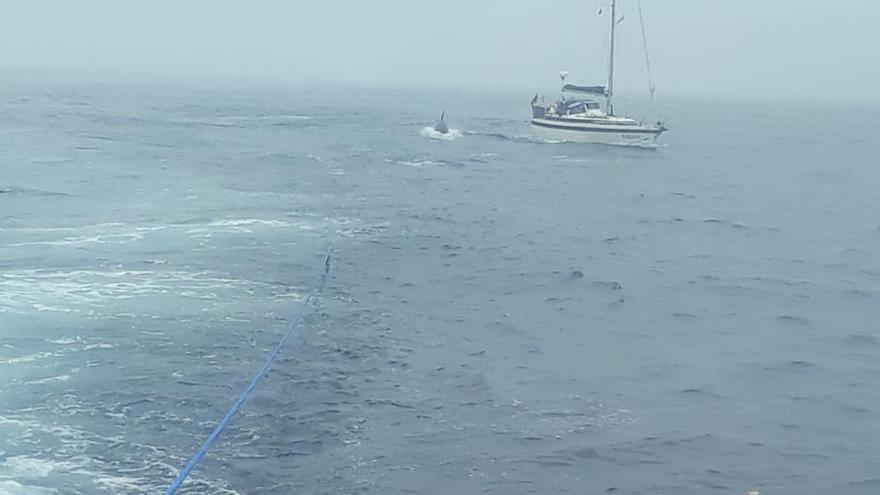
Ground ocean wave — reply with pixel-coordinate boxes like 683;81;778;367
465;131;547;144
0;415;241;494
28;157;72;165
208;218;291;228
0;480;57;495
0;352;59;366
5;215;344;251
169;117;241;128
386;158;443;168
0;187;70;197
0;456;78;479
3;223;164;248
229;114;315;122
7;232;144;248
0;268;249;315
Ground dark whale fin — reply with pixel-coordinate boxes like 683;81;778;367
433;111;449;134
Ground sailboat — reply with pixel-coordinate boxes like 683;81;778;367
530;0;666;146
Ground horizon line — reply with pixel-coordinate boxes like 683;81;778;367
1;65;877;106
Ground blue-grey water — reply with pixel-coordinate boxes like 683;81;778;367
2;75;880;495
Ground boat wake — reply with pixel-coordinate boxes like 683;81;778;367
466;131;553;144
419;127;463;141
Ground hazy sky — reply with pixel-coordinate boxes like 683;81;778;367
2;0;878;100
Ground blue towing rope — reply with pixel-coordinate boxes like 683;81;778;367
164;250;332;494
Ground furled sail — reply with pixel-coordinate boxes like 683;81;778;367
562;84;607;96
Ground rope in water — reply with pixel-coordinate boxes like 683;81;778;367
164;250;332;495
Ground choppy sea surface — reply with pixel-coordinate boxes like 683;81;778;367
2;75;880;495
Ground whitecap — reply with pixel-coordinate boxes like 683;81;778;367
208;219;290;228
395;159;441;168
30;304;77;314
7;231;144;248
29;157;72;165
0;352;58;366
83;343;114;351
25;375;73;385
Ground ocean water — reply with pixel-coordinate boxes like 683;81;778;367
1;75;880;495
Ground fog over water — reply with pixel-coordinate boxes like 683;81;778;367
2;2;880;495
2;0;879;100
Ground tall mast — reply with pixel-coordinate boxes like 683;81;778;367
606;0;616;115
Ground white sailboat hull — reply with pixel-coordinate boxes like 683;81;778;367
531;118;663;146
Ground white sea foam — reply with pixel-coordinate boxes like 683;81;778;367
219;114;315;123
532;136;565;144
0;456;78;478
0;352;58;366
29;156;72;165
8;232;144;248
82;343;114;351
386;158;441;168
0;480;57;495
0;428;211;494
0;269;245;315
25;375;73;385
5;222;153;248
420;126;463;141
208;218;290;228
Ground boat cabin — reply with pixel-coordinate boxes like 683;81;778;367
558;99;603;116
532;97;606;119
